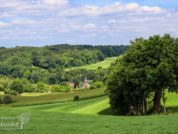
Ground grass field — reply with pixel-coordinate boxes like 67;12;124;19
1;88;106;106
21;96;109;115
1;107;178;134
13;92;178;115
66;57;117;71
1;92;178;134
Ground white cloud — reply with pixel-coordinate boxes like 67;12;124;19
141;6;164;13
125;3;140;10
10;19;44;26
0;12;14;18
107;19;116;24
56;23;97;33
0;21;10;28
0;0;177;46
58;2;166;17
43;0;69;6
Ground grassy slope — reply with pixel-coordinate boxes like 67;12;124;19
1;93;178;134
16;92;178;115
6;89;105;106
66;57;117;70
20;96;109;115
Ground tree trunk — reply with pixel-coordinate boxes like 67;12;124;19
144;99;147;114
142;99;147;114
153;90;162;113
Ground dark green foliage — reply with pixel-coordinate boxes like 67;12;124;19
0;95;13;104
0;45;125;94
92;81;105;89
0;45;128;85
0;84;5;91
174;38;178;88
36;82;48;93
107;34;178;115
10;79;24;95
4;88;18;95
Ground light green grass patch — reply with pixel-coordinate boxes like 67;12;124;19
164;92;178;107
7;88;105;106
21;92;50;96
66;57;117;71
72;98;109;114
0;91;4;95
25;96;109;115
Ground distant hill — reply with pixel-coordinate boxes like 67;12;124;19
0;44;128;84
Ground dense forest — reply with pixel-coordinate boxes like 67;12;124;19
0;44;128;94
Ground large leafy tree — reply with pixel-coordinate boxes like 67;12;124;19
174;38;178;87
107;34;177;115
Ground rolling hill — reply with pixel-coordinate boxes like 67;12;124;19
1;92;178;134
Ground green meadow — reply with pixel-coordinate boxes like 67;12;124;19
5;89;106;106
1;91;178;134
66;57;117;70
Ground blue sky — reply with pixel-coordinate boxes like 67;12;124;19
0;0;178;47
72;0;178;8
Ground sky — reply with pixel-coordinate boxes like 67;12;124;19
0;0;178;47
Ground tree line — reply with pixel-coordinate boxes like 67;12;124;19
0;45;128;84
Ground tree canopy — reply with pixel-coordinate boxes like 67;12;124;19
0;45;128;84
107;34;178;115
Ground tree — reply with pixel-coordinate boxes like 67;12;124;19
10;79;24;95
36;82;48;93
174;38;178;88
107;34;177;115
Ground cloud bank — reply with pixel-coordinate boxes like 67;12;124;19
0;0;177;47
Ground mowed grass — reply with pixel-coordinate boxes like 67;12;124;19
164;92;178;114
15;92;178;115
1;88;106;107
20;96;109;115
1;99;178;134
66;57;117;70
0;92;178;134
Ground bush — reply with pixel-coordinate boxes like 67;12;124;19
51;85;70;92
36;82;48;93
91;81;104;89
90;85;96;90
1;95;13;104
73;95;80;101
10;79;24;95
0;84;5;91
4;88;18;96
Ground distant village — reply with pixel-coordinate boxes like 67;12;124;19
69;78;90;90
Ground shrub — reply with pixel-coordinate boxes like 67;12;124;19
36;82;48;93
90;85;96;90
1;95;13;104
51;85;70;92
0;96;2;104
0;84;5;91
93;81;104;88
10;79;24;95
73;95;80;101
4;88;18;96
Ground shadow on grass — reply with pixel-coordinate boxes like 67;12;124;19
166;106;178;114
98;107;115;115
98;106;178;116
